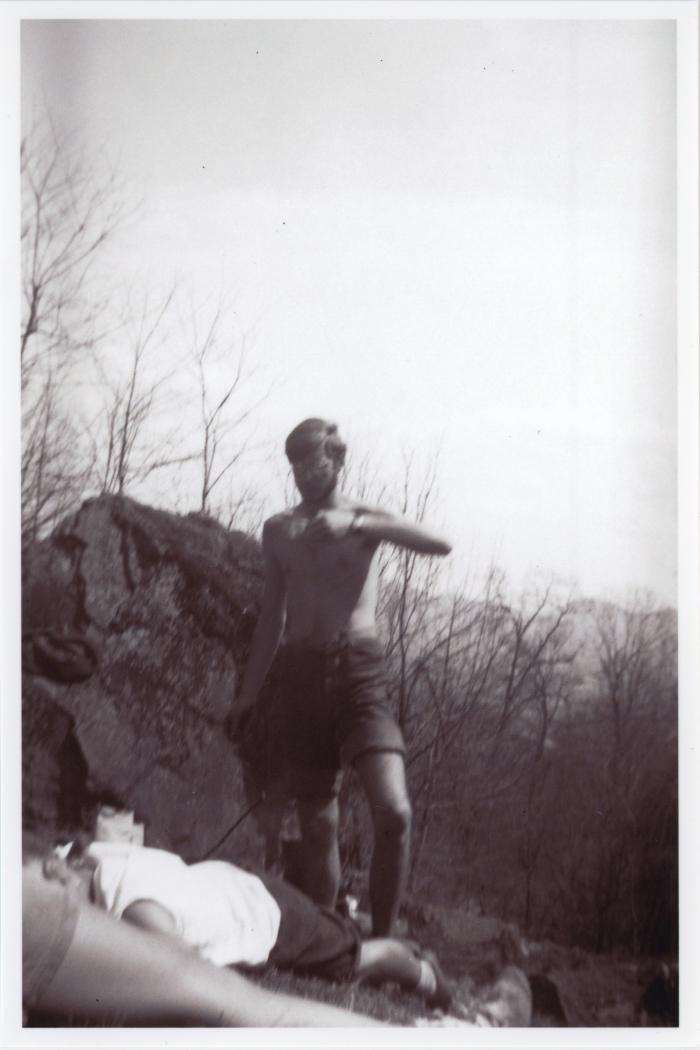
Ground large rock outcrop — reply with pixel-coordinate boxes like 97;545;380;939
22;495;267;863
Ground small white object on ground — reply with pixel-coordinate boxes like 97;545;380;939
416;965;533;1028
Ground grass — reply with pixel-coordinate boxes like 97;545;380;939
26;968;433;1028
253;965;430;1026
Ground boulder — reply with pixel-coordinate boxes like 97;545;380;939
21;495;267;864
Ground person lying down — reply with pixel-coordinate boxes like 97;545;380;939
51;839;454;1012
23;854;382;1027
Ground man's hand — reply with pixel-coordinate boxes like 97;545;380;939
304;508;357;543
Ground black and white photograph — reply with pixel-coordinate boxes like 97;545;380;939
2;0;698;1043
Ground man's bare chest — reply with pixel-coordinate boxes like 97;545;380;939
275;520;371;583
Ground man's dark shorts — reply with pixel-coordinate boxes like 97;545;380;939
279;634;405;797
261;874;361;982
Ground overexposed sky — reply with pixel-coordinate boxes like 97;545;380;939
21;14;678;604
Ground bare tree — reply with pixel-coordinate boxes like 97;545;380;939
21;118;127;379
401;573;577;896
529;593;677;952
21;117;129;538
182;297;267;515
587;594;677;951
21;369;96;542
217;483;268;536
91;286;198;496
379;450;446;727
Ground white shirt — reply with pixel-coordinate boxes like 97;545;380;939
88;842;281;967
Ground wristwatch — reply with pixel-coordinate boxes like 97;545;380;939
349;510;366;536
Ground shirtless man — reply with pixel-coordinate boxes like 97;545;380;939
228;418;451;936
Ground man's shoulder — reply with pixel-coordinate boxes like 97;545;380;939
264;509;297;527
349;500;392;519
263;509;298;540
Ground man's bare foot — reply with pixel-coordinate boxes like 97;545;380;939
420;949;454;1012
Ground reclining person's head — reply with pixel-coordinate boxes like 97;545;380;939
41;837;98;899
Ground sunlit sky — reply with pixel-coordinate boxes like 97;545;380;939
21;13;679;605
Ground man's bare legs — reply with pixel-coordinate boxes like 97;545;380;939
253;777;287;871
357;938;453;1010
292;753;410;933
354;750;412;936
296;794;342;908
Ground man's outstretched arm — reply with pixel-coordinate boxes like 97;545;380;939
306;506;451;556
354;509;451;555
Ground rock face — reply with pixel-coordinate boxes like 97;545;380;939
22;495;267;863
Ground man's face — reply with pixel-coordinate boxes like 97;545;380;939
290;442;340;502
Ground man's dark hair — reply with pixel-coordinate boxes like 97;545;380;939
285;418;347;466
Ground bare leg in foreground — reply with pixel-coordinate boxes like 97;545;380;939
27;889;380;1026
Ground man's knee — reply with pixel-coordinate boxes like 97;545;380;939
299;802;339;848
372;798;412;843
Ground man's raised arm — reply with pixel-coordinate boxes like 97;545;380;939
306;505;451;556
354;508;452;555
227;520;286;737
